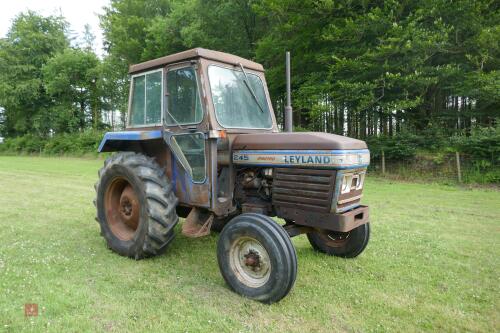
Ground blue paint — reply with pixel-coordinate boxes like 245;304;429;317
233;148;370;169
233;163;369;170
234;149;369;155
171;153;189;201
98;130;163;152
180;169;188;199
334;170;344;201
336;202;362;213
171;151;177;194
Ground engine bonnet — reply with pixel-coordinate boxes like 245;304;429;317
232;132;370;169
232;132;367;150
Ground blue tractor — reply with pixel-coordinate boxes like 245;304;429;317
95;48;370;303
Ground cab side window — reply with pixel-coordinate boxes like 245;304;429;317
171;133;206;183
166;67;202;125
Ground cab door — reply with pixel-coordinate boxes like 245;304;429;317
163;63;210;207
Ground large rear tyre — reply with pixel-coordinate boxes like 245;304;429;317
217;213;297;303
307;223;370;258
95;152;179;259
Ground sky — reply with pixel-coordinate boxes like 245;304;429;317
0;0;109;56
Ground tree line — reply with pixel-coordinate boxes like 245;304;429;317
0;0;498;142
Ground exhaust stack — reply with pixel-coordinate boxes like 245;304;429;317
284;51;293;132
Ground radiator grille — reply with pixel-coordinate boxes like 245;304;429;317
272;168;336;212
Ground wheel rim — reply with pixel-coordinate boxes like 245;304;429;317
229;236;271;288
320;231;351;247
105;177;140;241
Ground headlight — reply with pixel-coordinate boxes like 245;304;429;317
341;174;353;194
355;172;365;190
340;171;365;194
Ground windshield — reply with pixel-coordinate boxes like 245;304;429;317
208;65;273;129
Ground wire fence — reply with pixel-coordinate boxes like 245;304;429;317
369;152;500;184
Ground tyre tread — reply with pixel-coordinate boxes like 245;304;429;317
217;213;297;303
95;152;179;259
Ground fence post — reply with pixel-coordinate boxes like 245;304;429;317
381;150;386;175
455;151;462;183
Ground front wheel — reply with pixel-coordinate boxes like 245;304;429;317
217;213;297;303
307;223;370;258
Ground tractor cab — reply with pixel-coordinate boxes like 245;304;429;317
99;48;277;215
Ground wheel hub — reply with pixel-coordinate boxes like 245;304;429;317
105;179;140;241
120;197;132;216
229;237;271;288
244;250;262;270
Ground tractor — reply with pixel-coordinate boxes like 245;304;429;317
95;48;370;303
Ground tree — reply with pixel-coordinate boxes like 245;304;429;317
2;0;498;143
254;0;499;136
0;11;68;137
81;24;97;52
43;48;101;133
97;56;129;129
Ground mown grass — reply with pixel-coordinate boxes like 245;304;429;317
0;156;498;332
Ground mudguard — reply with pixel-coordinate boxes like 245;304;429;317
98;130;163;152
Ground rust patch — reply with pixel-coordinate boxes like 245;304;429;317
276;205;369;232
105;178;140;241
189;183;210;206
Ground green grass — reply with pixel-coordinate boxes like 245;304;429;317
0;156;499;332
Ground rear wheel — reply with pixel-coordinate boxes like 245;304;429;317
217;213;297;303
95;152;179;259
307;223;370;258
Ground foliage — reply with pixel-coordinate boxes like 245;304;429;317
0;11;68;137
0;134;47;154
451;126;500;160
0;130;105;155
254;0;499;135
366;125;500;183
97;57;129;129
452;126;500;183
43;48;101;133
0;2;499;182
366;133;419;160
0;11;111;138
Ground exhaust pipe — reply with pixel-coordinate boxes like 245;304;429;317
284;51;293;132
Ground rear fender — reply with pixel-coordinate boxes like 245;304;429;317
98;129;211;209
98;130;163;152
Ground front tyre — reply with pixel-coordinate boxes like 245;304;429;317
307;223;370;258
95;152;179;259
217;213;297;304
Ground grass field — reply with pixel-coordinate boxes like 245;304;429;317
0;156;499;332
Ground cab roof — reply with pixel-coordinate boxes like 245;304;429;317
128;47;264;74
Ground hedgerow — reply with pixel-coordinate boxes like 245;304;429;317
0;130;105;156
